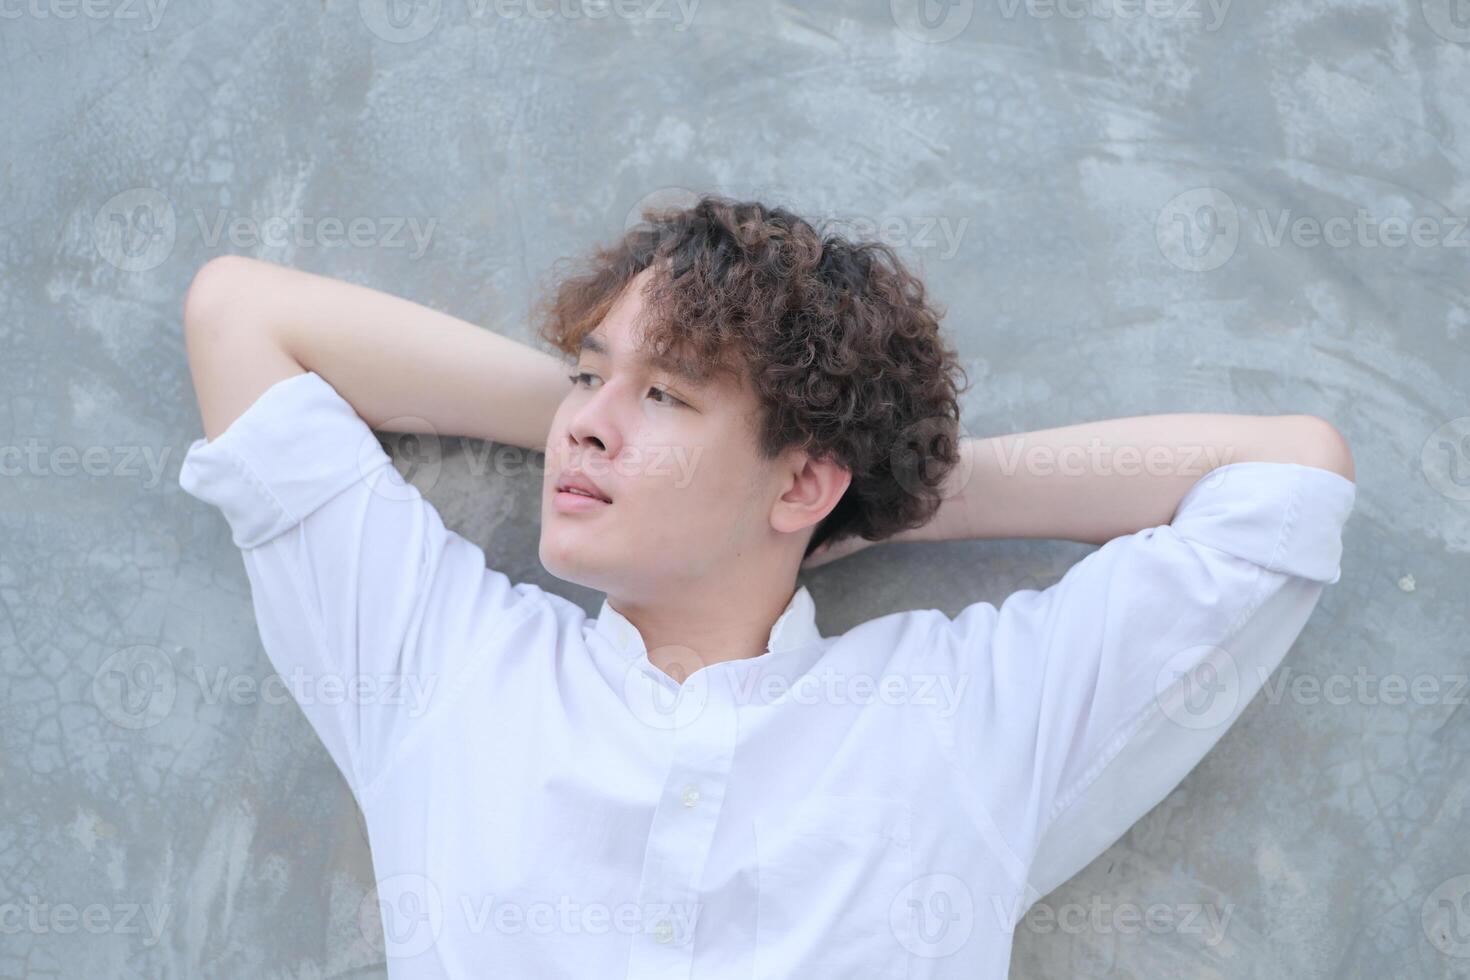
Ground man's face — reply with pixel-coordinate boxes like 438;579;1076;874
539;268;778;597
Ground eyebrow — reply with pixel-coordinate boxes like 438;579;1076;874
577;332;707;386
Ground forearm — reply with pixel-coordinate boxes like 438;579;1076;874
184;255;569;449
903;413;1355;546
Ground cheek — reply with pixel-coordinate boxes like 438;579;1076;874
622;449;715;515
671;456;752;521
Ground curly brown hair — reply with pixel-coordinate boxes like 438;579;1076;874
533;194;971;559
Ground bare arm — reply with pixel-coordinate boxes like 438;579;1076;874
908;413;1355;547
182;255;570;448
803;412;1354;568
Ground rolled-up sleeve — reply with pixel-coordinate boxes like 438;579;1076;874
179;370;538;799
933;460;1357;920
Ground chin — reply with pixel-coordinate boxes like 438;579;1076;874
539;537;597;588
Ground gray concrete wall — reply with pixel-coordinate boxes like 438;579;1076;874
2;0;1467;976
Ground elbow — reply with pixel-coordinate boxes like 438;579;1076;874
182;255;260;345
1293;415;1356;483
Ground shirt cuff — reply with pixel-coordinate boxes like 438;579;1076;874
1170;461;1358;584
178;371;394;550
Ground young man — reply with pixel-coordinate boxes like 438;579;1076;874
179;196;1356;978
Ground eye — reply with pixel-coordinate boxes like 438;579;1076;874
569;371;685;408
648;386;687;408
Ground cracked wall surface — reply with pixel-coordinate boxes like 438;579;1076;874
2;0;1468;977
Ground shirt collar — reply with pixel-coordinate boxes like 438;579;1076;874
593;584;822;659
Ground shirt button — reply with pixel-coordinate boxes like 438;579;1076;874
653;920;674;944
680;785;700;807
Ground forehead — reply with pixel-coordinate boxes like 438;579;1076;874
575;267;752;403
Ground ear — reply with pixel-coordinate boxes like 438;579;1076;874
770;450;851;537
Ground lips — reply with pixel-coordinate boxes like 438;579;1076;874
554;471;612;503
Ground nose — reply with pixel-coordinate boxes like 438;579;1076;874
563;380;623;465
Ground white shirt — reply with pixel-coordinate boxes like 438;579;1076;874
179;370;1357;979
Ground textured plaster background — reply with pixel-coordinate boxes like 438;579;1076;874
2;0;1469;976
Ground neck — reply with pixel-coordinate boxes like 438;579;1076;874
608;567;800;681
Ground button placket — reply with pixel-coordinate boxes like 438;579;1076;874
625;684;736;978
